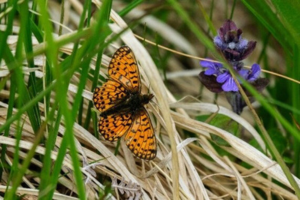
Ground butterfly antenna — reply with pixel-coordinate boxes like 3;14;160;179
146;82;162;110
147;81;151;94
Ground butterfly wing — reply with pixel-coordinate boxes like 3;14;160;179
98;112;133;141
108;46;140;93
124;108;156;160
93;80;128;113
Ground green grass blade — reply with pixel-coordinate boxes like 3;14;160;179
3;7;29;195
291;44;300;177
0;0;18;60
36;0;86;199
5;122;47;199
38;104;61;197
118;0;143;17
271;0;300;45
0;74;14;180
241;0;293;54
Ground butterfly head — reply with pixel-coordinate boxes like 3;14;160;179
141;93;154;105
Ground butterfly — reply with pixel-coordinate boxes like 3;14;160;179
93;46;157;160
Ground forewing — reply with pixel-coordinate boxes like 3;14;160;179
99;113;133;142
124;108;156;160
93;80;128;112
108;46;140;92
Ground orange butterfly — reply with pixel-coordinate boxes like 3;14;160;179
93;46;157;160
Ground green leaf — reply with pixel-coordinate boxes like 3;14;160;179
197;114;238;146
283;156;294;164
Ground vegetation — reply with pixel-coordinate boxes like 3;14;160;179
0;0;299;199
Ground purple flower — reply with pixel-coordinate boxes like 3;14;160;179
216;71;239;92
200;60;224;75
239;63;261;82
214;20;256;61
198;20;269;115
200;60;261;92
225;76;269;115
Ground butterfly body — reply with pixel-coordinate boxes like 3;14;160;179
100;93;154;117
93;46;156;160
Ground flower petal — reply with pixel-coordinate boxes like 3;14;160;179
216;72;230;83
248;63;261;82
214;63;224;74
238;68;249;79
251;63;261;75
204;68;217;75
237;39;248;50
222;78;239;92
240;41;256;60
222;20;238;35
200;60;224;75
214;36;225;49
200;60;214;68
